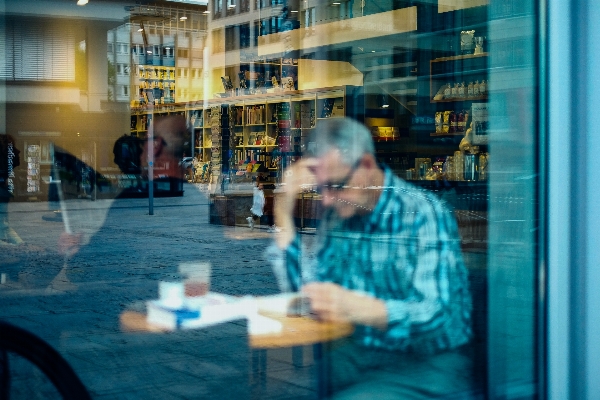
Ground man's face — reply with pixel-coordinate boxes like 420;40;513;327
311;150;369;219
141;115;185;179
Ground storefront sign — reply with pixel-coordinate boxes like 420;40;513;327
7;142;15;194
26;145;41;193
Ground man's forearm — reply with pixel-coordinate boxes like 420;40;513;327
275;221;295;248
274;199;296;248
347;291;388;330
303;283;389;330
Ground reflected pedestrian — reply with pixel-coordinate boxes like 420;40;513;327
247;179;265;230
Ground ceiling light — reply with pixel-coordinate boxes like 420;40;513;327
164;0;208;5
371;50;376;52
77;0;88;5
203;10;210;13
180;16;188;20
332;2;340;4
377;94;390;108
138;28;144;32
291;10;298;12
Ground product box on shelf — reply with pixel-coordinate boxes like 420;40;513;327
471;103;489;144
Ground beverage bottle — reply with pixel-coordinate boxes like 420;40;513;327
444;83;452;99
450;111;457;133
451;83;459;98
458;110;466;132
458;82;465;99
479;80;486;96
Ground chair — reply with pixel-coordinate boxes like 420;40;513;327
0;321;91;400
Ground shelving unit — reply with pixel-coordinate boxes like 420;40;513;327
428;53;488;142
135;65;176;105
429;53;488;103
130;112;151;137
130;86;358;191
235;58;299;92
430;132;466;137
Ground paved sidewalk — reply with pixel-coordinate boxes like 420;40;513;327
0;183;318;399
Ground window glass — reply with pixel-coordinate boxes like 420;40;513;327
214;0;223;19
0;1;541;399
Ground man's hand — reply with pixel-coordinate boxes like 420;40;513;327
302;282;388;330
273;158;318;248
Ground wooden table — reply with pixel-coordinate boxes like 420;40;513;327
248;312;354;349
120;310;353;398
247;312;353;398
119;310;354;348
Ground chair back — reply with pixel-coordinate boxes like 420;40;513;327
0;321;92;400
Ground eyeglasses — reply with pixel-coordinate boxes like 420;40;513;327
316;158;362;193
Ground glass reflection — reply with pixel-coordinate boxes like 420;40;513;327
0;0;540;398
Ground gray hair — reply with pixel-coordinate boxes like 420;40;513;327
307;117;375;166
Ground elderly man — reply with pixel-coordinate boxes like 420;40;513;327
268;117;473;399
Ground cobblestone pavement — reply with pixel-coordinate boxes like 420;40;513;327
0;183;318;399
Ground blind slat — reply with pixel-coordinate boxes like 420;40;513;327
2;20;75;82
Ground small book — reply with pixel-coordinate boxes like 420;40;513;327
146;293;252;331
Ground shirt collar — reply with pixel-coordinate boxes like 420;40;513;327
365;166;394;229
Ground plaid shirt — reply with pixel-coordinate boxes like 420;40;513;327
267;167;472;354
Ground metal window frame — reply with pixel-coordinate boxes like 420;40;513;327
547;0;600;399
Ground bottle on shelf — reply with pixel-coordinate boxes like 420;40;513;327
435;112;443;133
444;156;455;181
443;111;450;133
444;83;452;99
458;110;466;132
458;82;466;99
473;80;480;96
451;83;459;98
479;152;489;181
454;151;464;181
450;111;457;133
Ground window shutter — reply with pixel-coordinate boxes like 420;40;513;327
2;19;75;81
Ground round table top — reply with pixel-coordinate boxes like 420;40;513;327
249;312;354;349
119;311;354;349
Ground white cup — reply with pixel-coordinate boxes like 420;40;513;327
159;281;185;309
